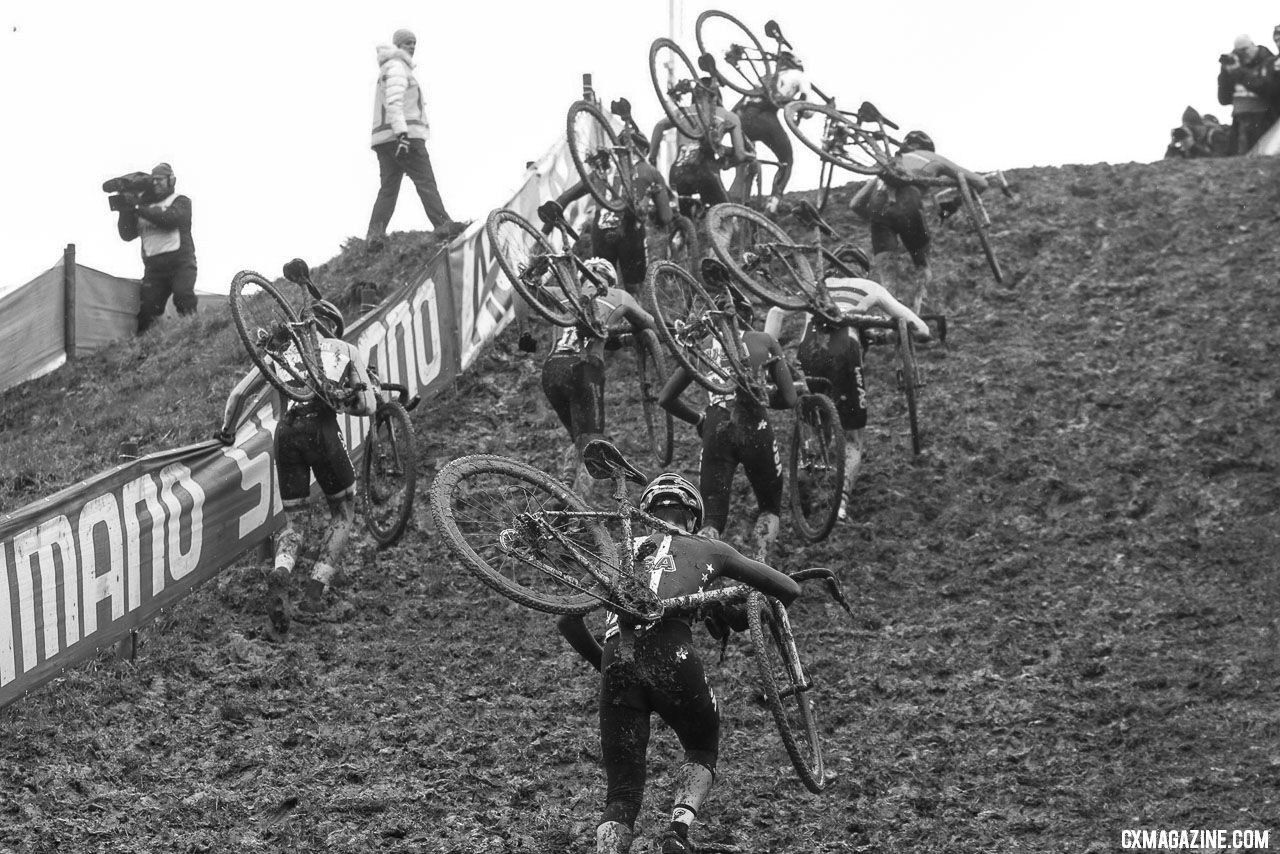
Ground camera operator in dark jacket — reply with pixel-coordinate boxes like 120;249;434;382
115;162;198;332
1217;35;1277;155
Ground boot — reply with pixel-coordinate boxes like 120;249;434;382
265;566;292;633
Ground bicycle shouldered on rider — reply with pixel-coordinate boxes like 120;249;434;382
557;473;799;854
658;258;797;560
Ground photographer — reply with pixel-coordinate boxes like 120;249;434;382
111;162;198;332
1217;35;1276;155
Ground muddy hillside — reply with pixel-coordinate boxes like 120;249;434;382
2;155;1278;853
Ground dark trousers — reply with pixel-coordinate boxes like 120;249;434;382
138;260;198;332
1231;112;1274;155
366;138;451;239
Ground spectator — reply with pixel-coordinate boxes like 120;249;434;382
1217;35;1276;155
115;163;198;333
365;28;462;252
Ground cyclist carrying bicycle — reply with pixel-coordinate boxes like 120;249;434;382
728;50;811;215
763;276;930;518
658;258;797;558
848;129;990;313
217;299;376;632
541;257;657;494
546;130;675;290
648;77;754;218
556;473;799;854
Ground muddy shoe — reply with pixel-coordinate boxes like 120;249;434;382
660;829;693;853
267;591;292;634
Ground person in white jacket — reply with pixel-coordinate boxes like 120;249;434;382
365;28;461;251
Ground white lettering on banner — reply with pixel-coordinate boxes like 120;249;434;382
121;472;166;607
386;302;418;393
77;493;125;637
224;442;273;539
11;516;78;668
1;548;14;684
158;464;204;581
410;285;441;386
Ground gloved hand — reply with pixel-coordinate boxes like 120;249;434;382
213;428;236;446
394;133;412;160
518;331;538;353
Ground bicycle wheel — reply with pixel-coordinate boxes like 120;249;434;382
783;102;890;176
362;400;417;548
649;38;707;140
429;454;616;615
635;329;674;467
894;317;922;456
229;270;315;403
706;204;816;311
567;100;630;215
788;393;845;542
694;9;769;97
748;591;825;792
956;175;1004;284
486;209;581;327
643;261;737;396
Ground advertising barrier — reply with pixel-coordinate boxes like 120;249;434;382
0;136;579;709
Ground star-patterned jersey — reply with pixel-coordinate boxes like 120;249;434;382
604;532;795;638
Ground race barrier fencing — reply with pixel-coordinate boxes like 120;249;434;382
0;135;579;709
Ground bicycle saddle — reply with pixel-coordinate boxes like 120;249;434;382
697;52;718;74
794;200;835;237
764;20;792;48
582;440;648;484
282;258;311;284
857;101;899;130
611;97;633;119
537;200;565;227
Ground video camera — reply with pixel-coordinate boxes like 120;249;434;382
102;171;153;212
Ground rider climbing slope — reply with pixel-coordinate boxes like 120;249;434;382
649;77;754;217
848;129;989;313
764;275;931;518
217;300;376;632
557;473;799;854
540;258;656;494
658;259;797;559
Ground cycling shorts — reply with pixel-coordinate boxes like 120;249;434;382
797;325;867;430
591;218;647;289
699;402;783;533
869;185;930;267
736;103;793;167
275;406;355;502
670;159;728;216
599;620;719;826
541;352;606;441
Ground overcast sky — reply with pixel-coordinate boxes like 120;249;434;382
3;0;1278;297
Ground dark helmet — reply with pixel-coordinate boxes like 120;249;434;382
639;472;704;530
311;299;345;338
901;130;935;152
700;258;754;322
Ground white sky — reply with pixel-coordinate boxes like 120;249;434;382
2;0;1278;296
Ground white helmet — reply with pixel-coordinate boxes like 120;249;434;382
582;256;618;290
639;472;704;530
